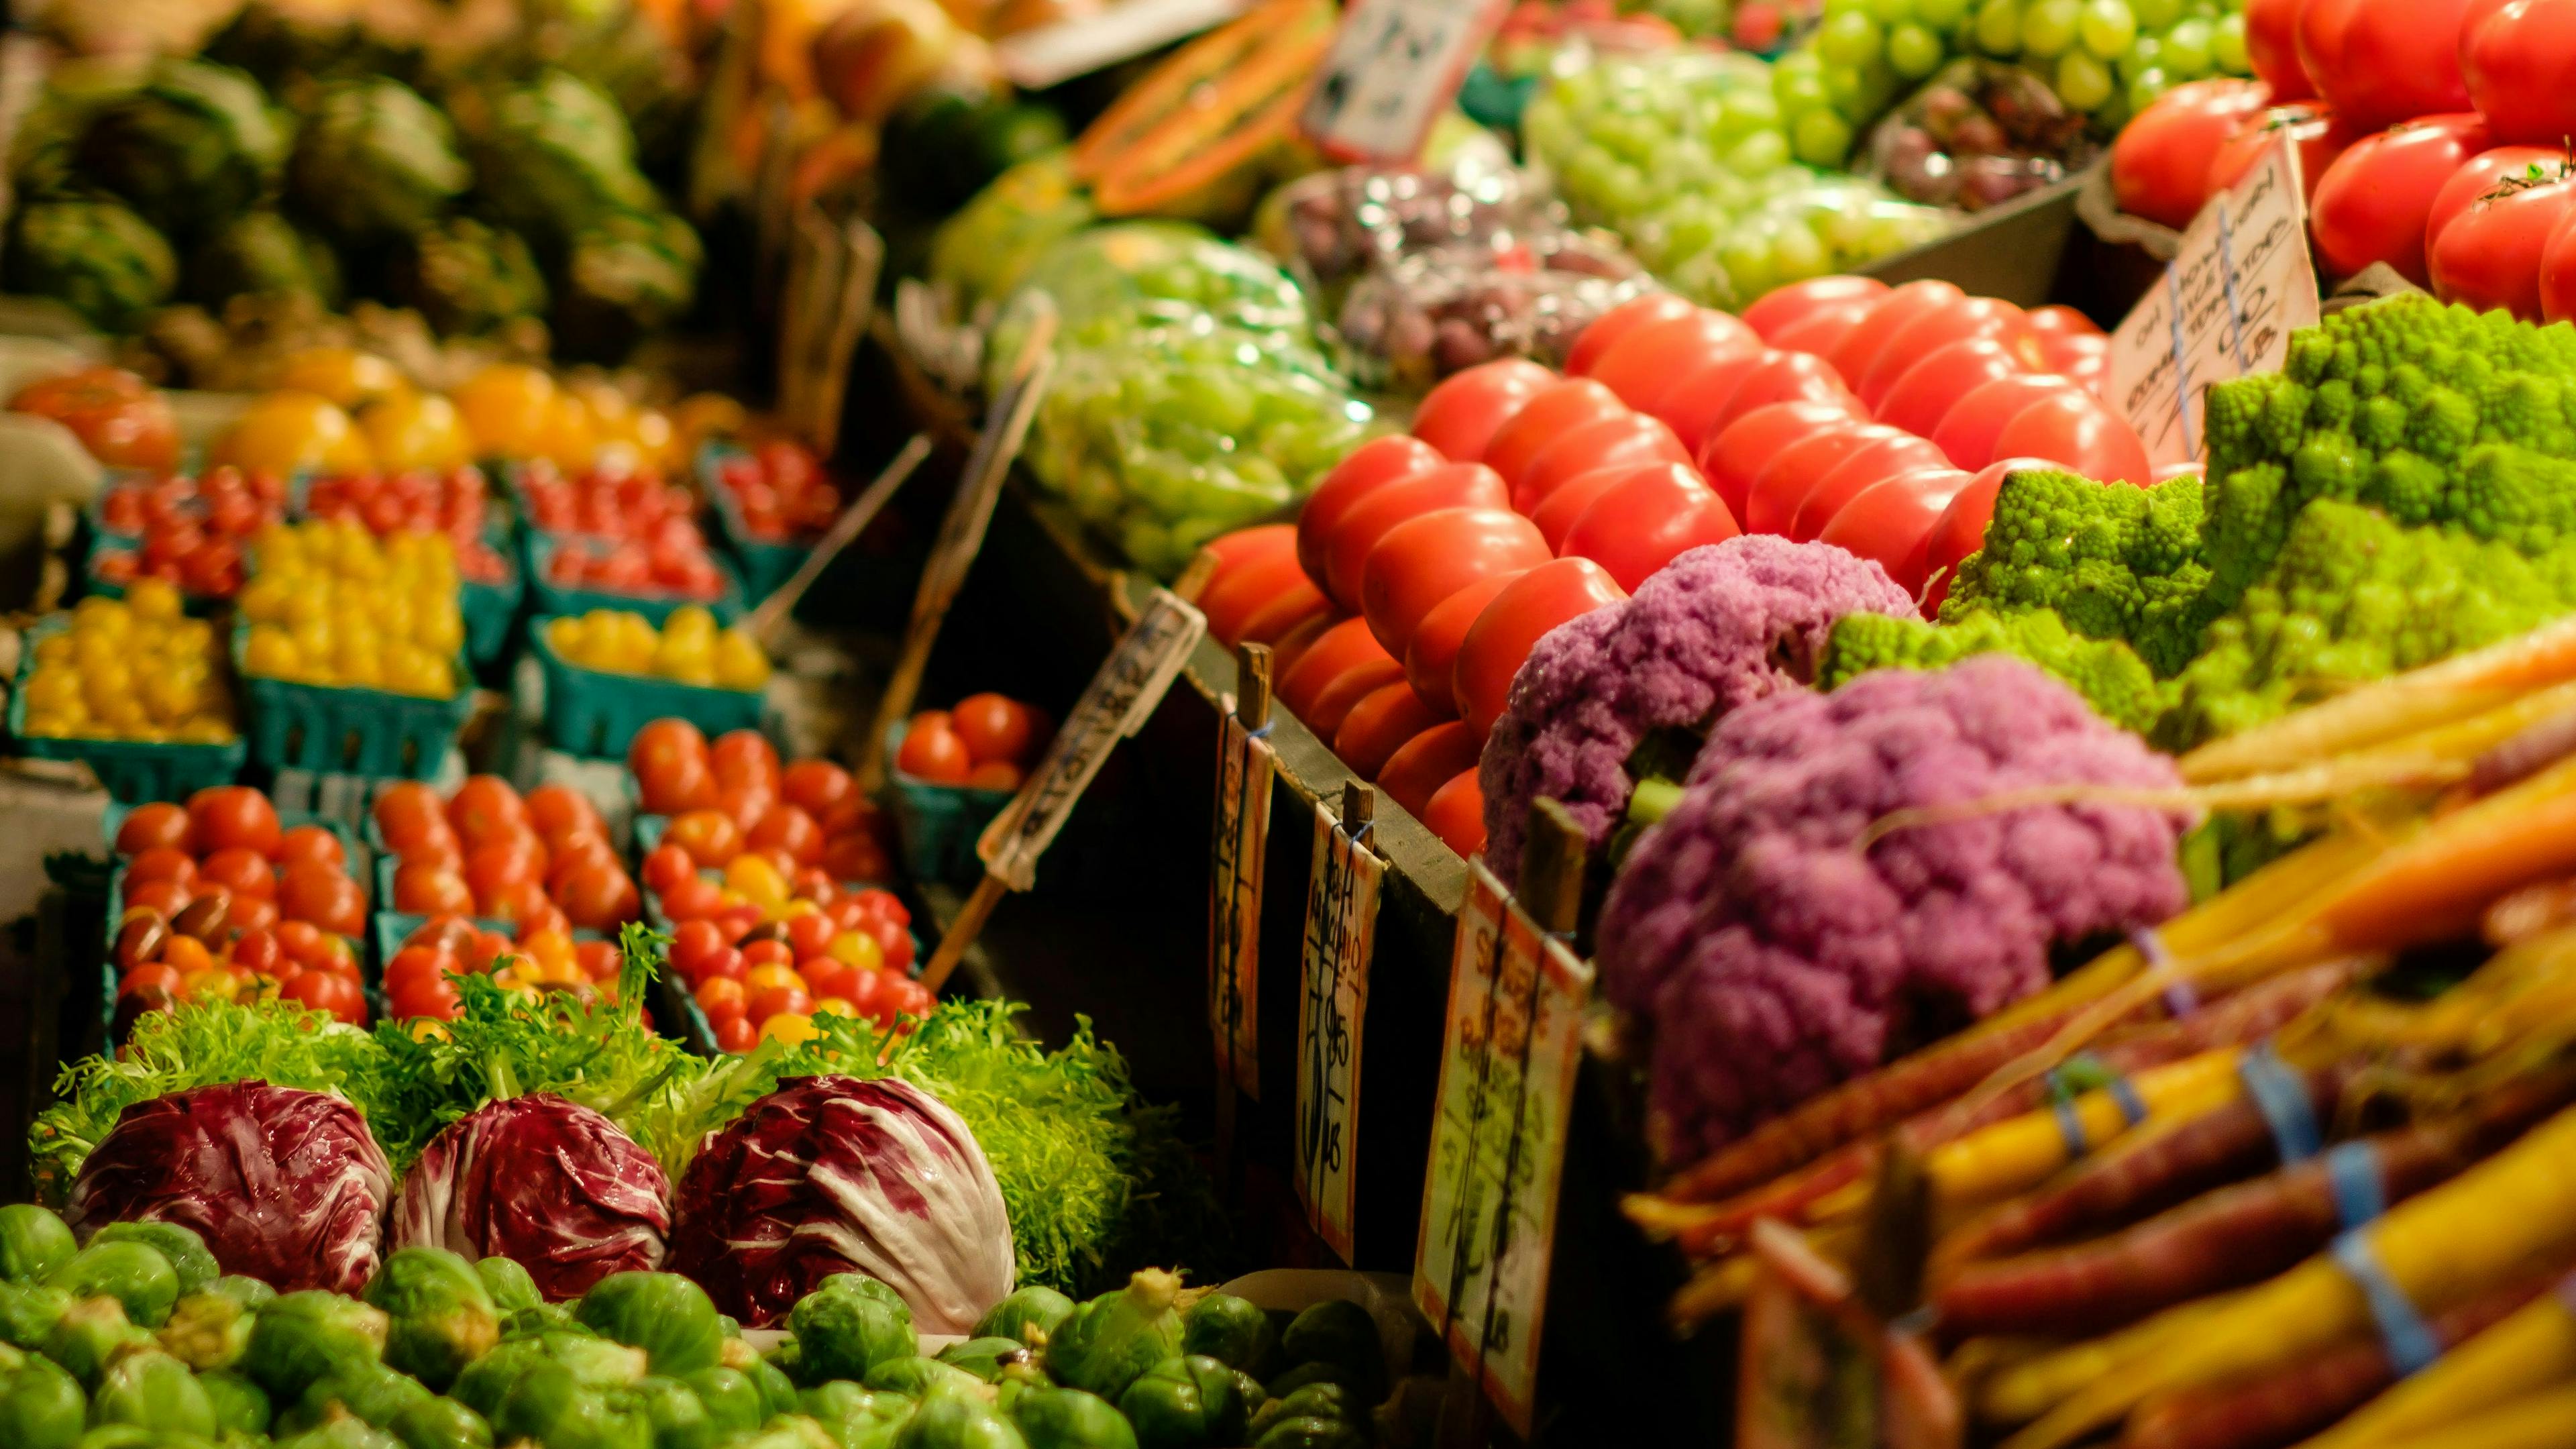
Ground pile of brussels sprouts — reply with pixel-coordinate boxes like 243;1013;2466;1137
0;1202;1395;1449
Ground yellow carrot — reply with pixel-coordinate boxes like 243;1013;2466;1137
2318;755;2576;950
1929;1049;2247;1212
2296;1281;2576;1449
1978;1291;2250;1425
2356;1385;2576;1449
2002;1103;2576;1449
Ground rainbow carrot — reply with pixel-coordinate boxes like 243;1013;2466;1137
2355;1385;2576;1449
2296;1273;2576;1449
1927;1049;2248;1215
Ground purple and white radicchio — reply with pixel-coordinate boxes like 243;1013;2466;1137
64;1079;392;1295
668;1075;1014;1333
390;1094;672;1301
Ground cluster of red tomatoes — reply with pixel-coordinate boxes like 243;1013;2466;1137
382;914;626;1023
663;894;928;1054
376;776;642;934
631;720;896;885
1200;277;2132;858
92;468;290;599
111;789;370;1026
2118;0;2576;322
893;695;1051;792
714;440;845;540
521;462;731;602
301;468;510;584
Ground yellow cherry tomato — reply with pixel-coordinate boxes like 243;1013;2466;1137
812;997;857;1020
724;853;790;912
359;392;472;471
713;629;771;690
272;347;409;409
826;930;885;973
759;1012;820;1045
125;577;182;621
451;365;558;459
212;391;372;475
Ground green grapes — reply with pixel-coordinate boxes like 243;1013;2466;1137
2021;0;2083;58
1889;21;1947;75
2078;0;2137;58
1818;11;1887;65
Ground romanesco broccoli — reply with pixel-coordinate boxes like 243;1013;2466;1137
1818;609;2168;736
1939;468;2213;676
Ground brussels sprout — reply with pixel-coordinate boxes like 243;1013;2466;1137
156;1291;252;1371
1254;1417;1364;1449
45;1297;148;1389
366;1248;498;1391
87;1224;214;1303
802;1379;912;1429
935;1338;1031;1383
449;1338;550;1419
87;1350;214;1437
1045;1273;1183;1404
0;1281;70;1350
0;1207;77;1284
790;1285;915;1386
501;1300;581;1341
863;1357;986;1401
242;1291;388;1401
280;1361;432;1433
1258;1364;1359;1401
497;1366;653;1449
208;1276;275;1313
196;1369;270;1436
387;1394;493;1449
1178;1295;1270;1375
1244;1383;1357;1441
48;1243;178;1329
751;1356;800;1419
1116;1356;1245;1449
1277;1303;1379;1402
621;1374;716;1449
575;1274;722;1381
818;1276;912;1326
543;1332;650;1389
893;1383;1027;1449
0;1356;86;1449
973;1289;1075;1350
275;1418;405;1449
474;1258;541;1316
681;1367;763;1437
1008;1386;1137;1449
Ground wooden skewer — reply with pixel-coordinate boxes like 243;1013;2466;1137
742;433;933;650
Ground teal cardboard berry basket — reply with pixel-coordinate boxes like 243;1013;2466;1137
531;617;766;761
883;720;1017;887
11;616;246;802
521;531;748;627
232;626;475;780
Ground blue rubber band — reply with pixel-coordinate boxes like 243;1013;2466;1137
2131;926;2198;1017
2239;1044;2322;1165
2051;1071;2150;1159
2108;1075;2149;1129
2324;1140;2386;1230
2053;1095;2090;1157
1246;722;1275;739
2332;1230;2441;1376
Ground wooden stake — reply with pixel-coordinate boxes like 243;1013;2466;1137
1214;639;1273;1187
1173;547;1220;603
918;873;1007;996
743;433;932;649
1342;779;1373;834
1235;642;1272;729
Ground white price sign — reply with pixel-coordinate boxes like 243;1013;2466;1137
1299;0;1507;163
1208;712;1275;1098
1293;796;1383;1263
2109;137;2320;468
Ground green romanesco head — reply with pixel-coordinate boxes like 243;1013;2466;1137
1821;608;2168;737
1942;468;2213;677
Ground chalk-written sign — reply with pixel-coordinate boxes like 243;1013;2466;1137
1293;794;1383;1263
2109;136;2320;468
1208;711;1275;1097
1298;0;1508;163
978;590;1205;890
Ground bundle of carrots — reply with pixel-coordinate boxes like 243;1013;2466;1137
1650;617;2576;1449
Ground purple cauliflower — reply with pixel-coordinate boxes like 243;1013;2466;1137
1595;657;2188;1164
1477;536;1921;884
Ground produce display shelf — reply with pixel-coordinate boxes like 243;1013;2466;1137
10;616;247;804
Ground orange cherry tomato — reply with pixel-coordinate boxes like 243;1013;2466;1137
950;694;1038;766
274;824;346;873
188;786;280;858
696;975;749;1026
115;802;192;855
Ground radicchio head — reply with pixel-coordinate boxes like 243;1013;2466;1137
64;1079;392;1295
390;1094;672;1301
668;1075;1014;1333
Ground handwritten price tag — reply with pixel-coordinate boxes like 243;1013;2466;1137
2110;137;2320;468
1293;796;1384;1263
1299;0;1508;163
1478;936;1589;1436
1208;712;1276;1098
978;590;1205;890
1413;861;1508;1334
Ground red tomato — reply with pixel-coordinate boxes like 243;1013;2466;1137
820;832;893;884
231;927;284;977
2204;104;2347;205
372;782;454;856
1452;559;1629;737
896;719;974;784
659;875;725;923
233;896;278;934
669;918;727;980
713;1014;759;1052
2247;0;2314;99
1742;422;1898;535
1874;338;2028;441
556;863;641;930
1740;276;1888;342
1823;280;1966;386
951;694;1038;765
698;975;750;1026
630;718;716;814
1236;580;1331;647
463;833;544;901
2463;0;2576;145
2541;206;2576;322
385;945;453;1000
1708;351;1856;437
2023;306;2100;339
524;784;601;847
1697;399;1868;521
799;953;859;1004
545;829;621;892
1200;546;1315;647
1559;468;1741;592
1566;294;1699;375
1921;458;2061;614
2312;114;2492;287
1790;433;1951;541
747;985;813;1023
1333;684;1446;780
2110;79;2271;229
115;802;191;855
784;911;839;960
711;731;782;794
2426;146;2565;264
1268;610;1335;680
279;860;365;937
1359;507;1551;658
393;975;462;1022
748;804;826;865
125;847;197;890
782;759;859;820
274;824;345;873
1379;722;1484;818
665;809;743;869
641;843;697;896
1408;360;1556;462
273;918;323;963
446;775;527;847
742;942;797;975
2430;158;2576;319
125;878;192;920
1277;618;1397;724
1199;523;1295;584
1652;351;1782;457
285;969;365;1024
1403;571;1523;714
1856;297;2037;408
2300;0;2472;133
1422;771;1487;857
1763;297;1882;362
188;786;280;858
1479;378;1628;486
1586;311;1760;413
1320;462;1510;610
1989;390;2153;486
199;847;278;901
1509;412;1691;514
1931;374;2085;472
1818;467;1975;594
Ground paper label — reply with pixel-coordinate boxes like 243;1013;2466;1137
2109;136;2320;468
1208;712;1276;1098
978;590;1205;889
1293;798;1384;1263
1478;936;1590;1436
1299;0;1508;163
1413;861;1508;1332
998;0;1255;89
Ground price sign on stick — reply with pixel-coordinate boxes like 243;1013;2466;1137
1299;0;1509;163
2109;137;2320;469
1295;782;1385;1263
1209;643;1277;1099
1477;934;1589;1436
1414;859;1508;1336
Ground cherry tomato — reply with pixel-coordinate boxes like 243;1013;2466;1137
711;730;782;794
1509;413;1692;515
664;809;743;870
1320;462;1510;610
1652;351;1781;458
464;831;546;899
963;761;1022;790
1740;276;1889;343
274;824;345;873
1921;458;2061;614
120;961;186;1001
895;718;973;784
1479;378;1628;486
1707;351;1855;437
1586;310;1760;413
445;775;527;848
1790;433;1951;541
1818;467;1975;594
747;984;813;1022
629;718;716;814
1277;617;1400;729
697;975;750;1027
281;861;366;936
1566;294;1699;376
2430;158;2576;319
125;847;197;891
2111;79;2271;229
1559;468;1741;592
820;833;893;885
125;877;193;921
782;910;837;960
1422;771;1487;857
1452;559;1629;737
2247;0;2314;99
543;828;622;893
1359;507;1551;659
799;953;859;1003
713;1014;759;1052
372;782;454;856
1198;546;1312;648
2425;145;2564;255
1696;399;1868;521
188;786;280;859
1742;422;1900;535
667;918;727;980
698;944;749;985
747;804;826;866
557;863;641;930
950;694;1038;765
393;976;462;1022
782;759;859;820
199;847;278;900
385;945;453;1000
1409;359;1556;462
524;784;602;847
2463;0;2576;146
284;969;365;1024
845;887;909;928
274;918;323;963
1989;389;2154;486
2311;113;2492;286
2300;0;2473;134
743;946;798;980
1930;375;2085;472
114;802;191;855
1823;280;1967;386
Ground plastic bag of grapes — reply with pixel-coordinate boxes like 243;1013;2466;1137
1334;235;1652;393
987;222;1315;380
1864;59;2098;210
